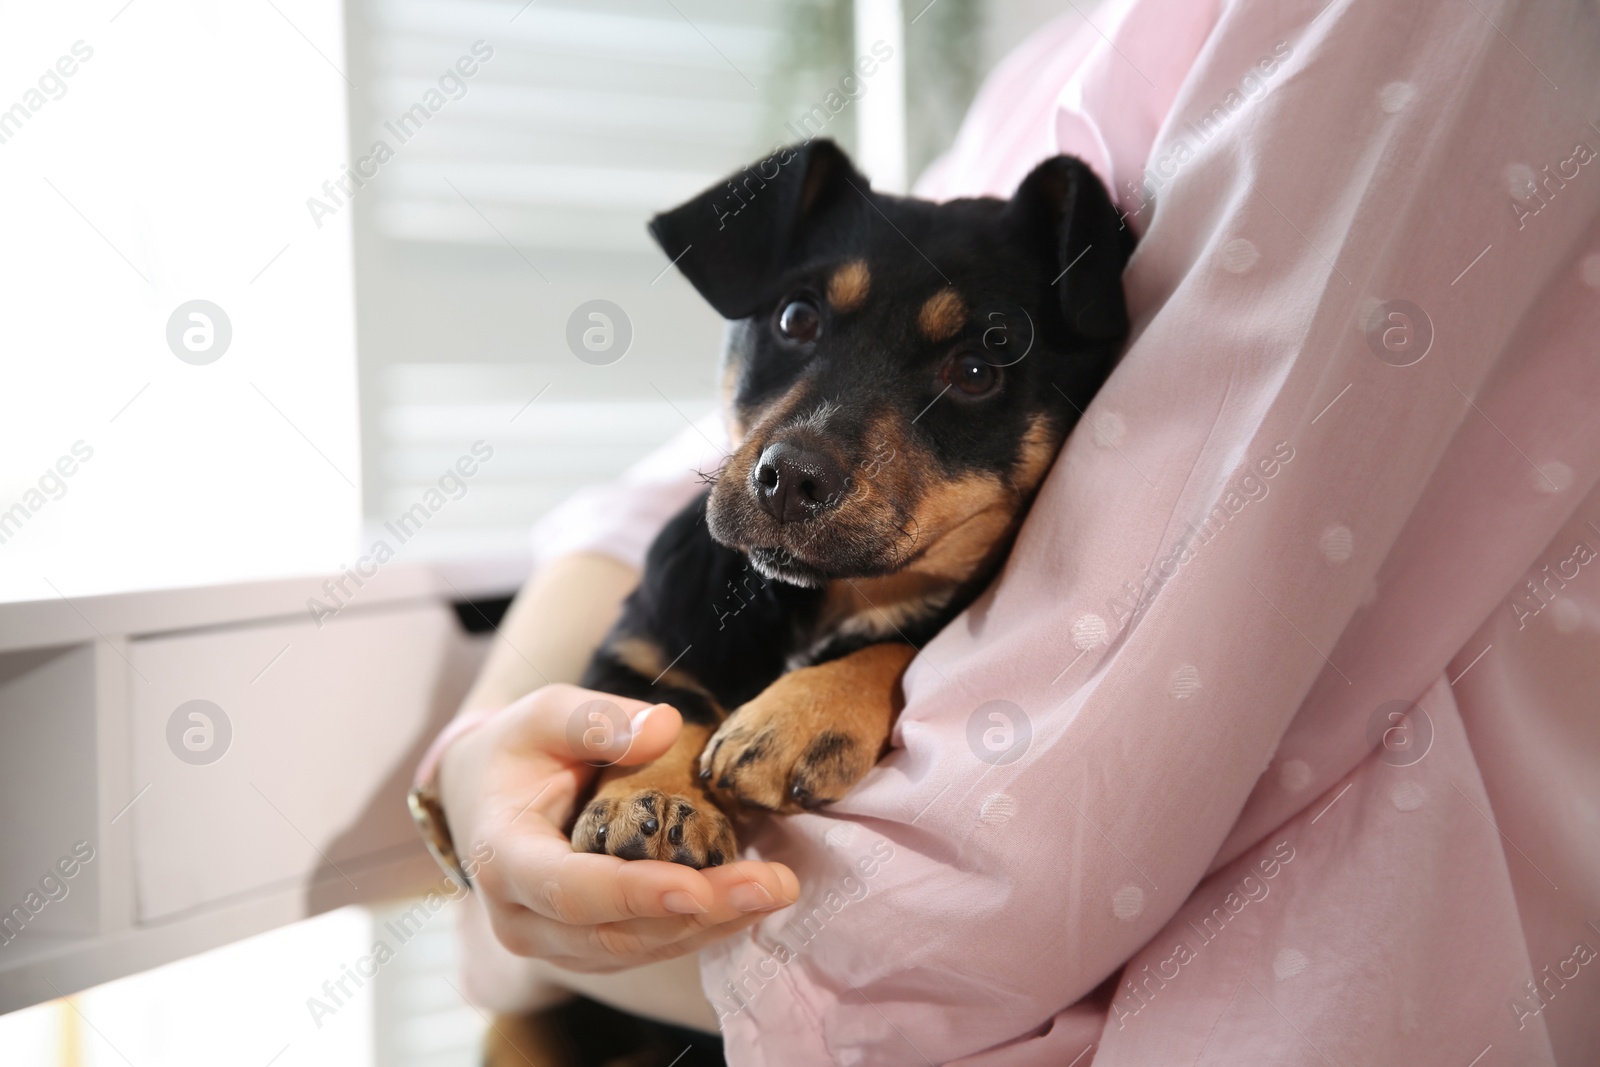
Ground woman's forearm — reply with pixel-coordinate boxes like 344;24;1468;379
458;551;640;713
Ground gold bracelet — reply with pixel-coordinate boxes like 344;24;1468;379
407;785;473;889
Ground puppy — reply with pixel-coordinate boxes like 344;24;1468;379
570;139;1132;867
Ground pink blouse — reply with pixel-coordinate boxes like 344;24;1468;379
529;0;1600;1061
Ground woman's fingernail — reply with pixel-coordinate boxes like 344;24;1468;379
728;881;778;912
662;890;707;915
630;704;663;731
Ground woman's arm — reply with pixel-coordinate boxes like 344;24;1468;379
457;551;641;714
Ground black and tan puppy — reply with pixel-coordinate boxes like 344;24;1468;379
571;140;1132;867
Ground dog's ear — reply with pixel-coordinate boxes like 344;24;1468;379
649;139;868;320
1009;156;1133;343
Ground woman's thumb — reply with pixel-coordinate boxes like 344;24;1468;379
612;703;682;766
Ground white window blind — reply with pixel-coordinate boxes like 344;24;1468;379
345;0;859;550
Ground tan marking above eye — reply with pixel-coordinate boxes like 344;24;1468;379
827;260;870;312
918;288;967;341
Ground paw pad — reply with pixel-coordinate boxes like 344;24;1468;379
572;787;733;868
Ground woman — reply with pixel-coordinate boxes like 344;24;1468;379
415;0;1600;1062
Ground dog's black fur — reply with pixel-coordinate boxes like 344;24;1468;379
570;140;1132;867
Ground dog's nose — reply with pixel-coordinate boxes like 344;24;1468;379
753;441;846;523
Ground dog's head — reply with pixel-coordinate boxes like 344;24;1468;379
650;140;1133;588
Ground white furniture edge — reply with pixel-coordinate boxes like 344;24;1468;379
0;550;530;1014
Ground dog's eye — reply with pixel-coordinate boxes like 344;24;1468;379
946;353;1000;398
775;299;821;345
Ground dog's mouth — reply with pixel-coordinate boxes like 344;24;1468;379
744;544;832;587
709;494;907;587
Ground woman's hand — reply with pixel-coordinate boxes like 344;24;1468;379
437;684;799;974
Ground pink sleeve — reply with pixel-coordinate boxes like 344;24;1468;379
699;1;1600;1064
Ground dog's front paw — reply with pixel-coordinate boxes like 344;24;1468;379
699;645;914;813
700;702;872;813
571;784;735;869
